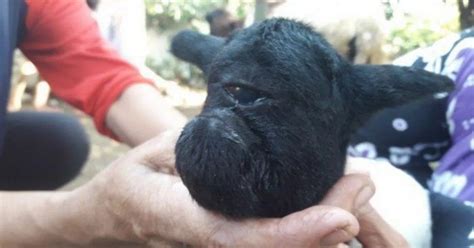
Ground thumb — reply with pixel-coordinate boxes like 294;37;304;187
128;129;182;174
320;173;408;247
355;204;409;248
208;205;360;247
319;173;375;214
317;174;375;246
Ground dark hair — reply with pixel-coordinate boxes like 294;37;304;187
86;0;100;10
172;18;454;218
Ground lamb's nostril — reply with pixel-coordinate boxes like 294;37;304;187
196;108;254;142
199;116;245;145
205;116;227;129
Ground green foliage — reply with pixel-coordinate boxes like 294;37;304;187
388;16;459;56
145;0;250;31
146;55;205;87
145;0;461;87
382;0;460;57
145;0;251;88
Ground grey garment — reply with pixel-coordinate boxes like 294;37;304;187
0;0;26;155
0;111;89;190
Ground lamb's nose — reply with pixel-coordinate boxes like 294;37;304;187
175;108;263;218
192;114;245;145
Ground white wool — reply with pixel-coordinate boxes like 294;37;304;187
347;157;432;248
267;0;388;64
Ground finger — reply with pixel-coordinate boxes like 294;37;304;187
134;170;359;247
320;173;375;214
317;174;375;246
147;238;185;248
277;206;359;247
321;244;350;248
138;172;360;247
127;129;182;172
356;204;408;248
208;205;359;247
341;159;409;247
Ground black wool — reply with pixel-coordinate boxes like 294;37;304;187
172;18;454;218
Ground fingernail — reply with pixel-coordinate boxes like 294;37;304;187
354;185;374;209
321;228;352;246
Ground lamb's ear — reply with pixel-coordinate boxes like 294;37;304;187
345;64;454;122
171;30;225;75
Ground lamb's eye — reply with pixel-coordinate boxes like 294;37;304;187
225;85;264;105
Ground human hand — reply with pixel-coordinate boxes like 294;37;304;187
74;130;406;247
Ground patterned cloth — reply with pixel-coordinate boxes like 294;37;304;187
350;29;474;203
430;47;474;202
0;0;26;156
349;29;474;246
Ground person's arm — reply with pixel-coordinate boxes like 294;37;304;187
0;191;142;248
105;83;186;146
19;0;185;145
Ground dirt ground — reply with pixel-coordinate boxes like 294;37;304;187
60;112;129;190
60;94;204;190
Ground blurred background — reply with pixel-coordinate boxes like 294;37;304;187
8;0;472;188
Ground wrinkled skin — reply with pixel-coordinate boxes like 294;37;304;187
172;18;454;218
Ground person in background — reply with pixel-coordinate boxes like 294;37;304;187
349;28;474;246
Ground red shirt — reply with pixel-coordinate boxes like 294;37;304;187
19;0;152;138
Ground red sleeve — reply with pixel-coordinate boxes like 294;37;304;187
19;0;153;138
